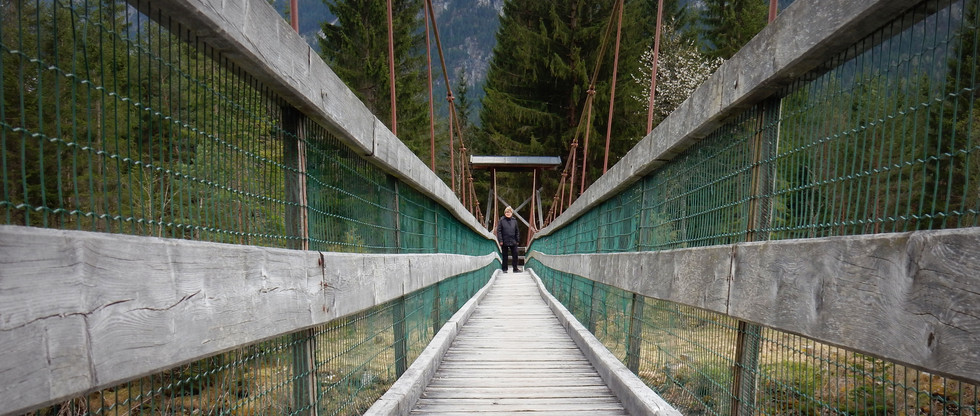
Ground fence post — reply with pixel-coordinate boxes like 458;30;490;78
626;293;645;373
393;296;408;377
393;179;401;252
636;178;647;251
730;99;779;416
390;180;409;377
624;175;647;376
291;330;317;415
433;212;440;252
283;109;308;252
588;280;599;332
282;106;317;415
431;282;442;335
732;322;762;415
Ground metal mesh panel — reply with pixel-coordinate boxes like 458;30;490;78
596;186;642;253
304;121;399;253
398;185;439;253
537;0;980;254
1;1;292;245
637;108;761;250
766;0;980;237
56;339;304;415
0;0;494;255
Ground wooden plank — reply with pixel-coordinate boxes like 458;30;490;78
433;364;597;373
418;386;618;399
426;380;609;389
414;400;627;412
415;398;622;405
433;370;598;376
410;411;627;416
731;229;980;385
410;272;627;415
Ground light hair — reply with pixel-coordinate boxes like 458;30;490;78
504;206;513;214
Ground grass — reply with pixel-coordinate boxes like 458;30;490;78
627;319;980;416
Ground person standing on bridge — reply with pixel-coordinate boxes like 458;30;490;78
496;206;521;273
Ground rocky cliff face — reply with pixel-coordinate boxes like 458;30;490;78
429;0;503;91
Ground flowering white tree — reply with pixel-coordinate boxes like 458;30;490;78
631;21;724;123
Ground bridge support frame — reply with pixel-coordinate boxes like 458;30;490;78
283;105;320;415
625;176;647;375
588;280;604;333
625;293;645;373
393;297;408;377
431;282;442;335
291;330;318;415
729;98;780;416
732;322;762;416
391;181;410;378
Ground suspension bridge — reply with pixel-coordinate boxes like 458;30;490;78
2;0;979;415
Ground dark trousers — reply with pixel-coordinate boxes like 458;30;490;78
501;244;519;271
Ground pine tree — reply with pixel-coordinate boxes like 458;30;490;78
453;72;475;133
318;0;429;157
700;0;768;60
478;0;656;207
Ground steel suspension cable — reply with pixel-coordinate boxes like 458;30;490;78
579;90;596;195
424;0;436;171
646;0;664;134
449;96;479;215
602;0;625;174
424;0;480;208
290;0;299;31
387;0;397;135
539;0;624;226
449;95;456;193
424;0;460;195
579;0;623;195
544;135;579;226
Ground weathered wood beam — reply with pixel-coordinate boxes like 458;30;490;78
0;225;495;415
530;227;980;386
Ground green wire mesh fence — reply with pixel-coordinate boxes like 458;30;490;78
3;0;288;242
534;0;979;256
531;264;980;416
530;0;980;415
2;0;497;414
0;0;492;255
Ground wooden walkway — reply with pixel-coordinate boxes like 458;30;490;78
409;271;630;415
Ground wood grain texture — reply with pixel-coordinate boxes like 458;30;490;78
408;272;629;415
0;225;495;415
530;227;980;385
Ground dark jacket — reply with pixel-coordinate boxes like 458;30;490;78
496;216;519;246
